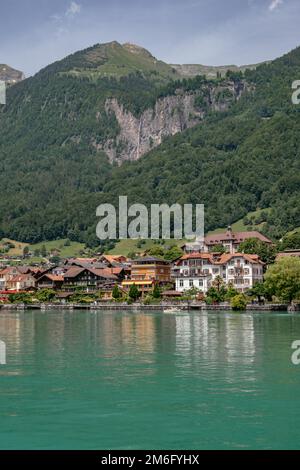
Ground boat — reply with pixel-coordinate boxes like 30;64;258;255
163;307;184;314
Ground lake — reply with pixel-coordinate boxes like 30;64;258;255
0;309;299;450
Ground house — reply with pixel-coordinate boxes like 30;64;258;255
6;274;36;292
0;266;24;290
130;257;171;284
121;257;171;296
184;227;272;254
63;266;118;291
36;274;64;290
173;252;264;294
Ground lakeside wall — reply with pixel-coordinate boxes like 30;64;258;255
0;302;290;312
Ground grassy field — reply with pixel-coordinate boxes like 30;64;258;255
108;238;186;256
0;238;86;258
30;239;86;258
0;238;29;257
207;208;271;236
0;208;274;260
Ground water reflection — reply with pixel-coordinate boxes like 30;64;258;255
0;310;297;380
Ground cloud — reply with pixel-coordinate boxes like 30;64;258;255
66;2;81;18
269;0;283;11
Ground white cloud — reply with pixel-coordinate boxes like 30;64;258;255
66;2;81;18
269;0;283;11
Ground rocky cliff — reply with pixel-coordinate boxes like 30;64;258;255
0;65;24;84
95;80;249;163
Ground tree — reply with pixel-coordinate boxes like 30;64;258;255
128;284;140;301
164;246;183;261
152;283;161;299
239;238;277;265
264;257;300;303
23;246;30;258
147;246;165;258
41;245;47;257
35;289;56;303
224;284;238;300
205;286;224;303
212;275;225;292
279;232;300;251
231;294;247;311
49;256;61;264
246;282;270;303
112;284;122;300
211;244;227;254
8;293;32;304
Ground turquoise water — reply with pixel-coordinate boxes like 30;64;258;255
0;310;300;450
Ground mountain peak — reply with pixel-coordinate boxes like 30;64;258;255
122;43;155;59
46;40;179;82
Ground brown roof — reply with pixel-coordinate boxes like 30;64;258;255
64;266;85;278
205;231;272;245
64;266;118;281
162;290;183;296
90;268;118;280
9;274;35;282
276;250;300;260
110;267;125;275
38;274;64;282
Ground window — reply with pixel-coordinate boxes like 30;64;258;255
189;280;194;288
199;280;203;287
179;280;184;287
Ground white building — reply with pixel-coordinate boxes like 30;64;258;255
183;227;272;255
173;253;264;294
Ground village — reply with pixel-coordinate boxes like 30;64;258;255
0;227;298;310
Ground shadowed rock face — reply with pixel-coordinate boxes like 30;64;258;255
94;80;249;164
0;65;24;84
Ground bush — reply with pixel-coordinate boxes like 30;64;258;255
128;284;141;301
231;294;247;311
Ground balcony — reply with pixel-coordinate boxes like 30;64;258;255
173;271;211;279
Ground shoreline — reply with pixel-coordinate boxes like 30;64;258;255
0;302;290;312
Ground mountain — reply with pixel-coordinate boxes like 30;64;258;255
0;42;300;246
0;64;24;84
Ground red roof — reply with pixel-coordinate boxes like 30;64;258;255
177;252;264;266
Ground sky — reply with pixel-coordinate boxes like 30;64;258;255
0;0;299;77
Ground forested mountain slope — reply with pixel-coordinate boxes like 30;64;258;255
0;42;299;245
